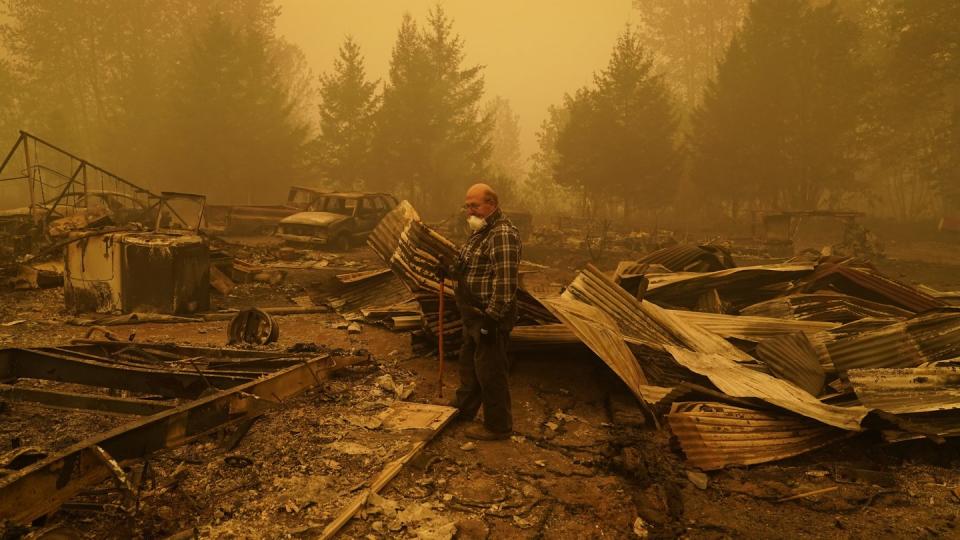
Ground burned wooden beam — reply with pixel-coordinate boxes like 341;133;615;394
0;348;249;399
0;384;174;416
0;354;355;525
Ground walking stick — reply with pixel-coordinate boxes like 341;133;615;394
437;259;446;398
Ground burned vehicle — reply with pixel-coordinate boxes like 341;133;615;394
210;185;327;235
276;192;397;250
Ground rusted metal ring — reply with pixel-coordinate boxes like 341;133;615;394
227;308;279;345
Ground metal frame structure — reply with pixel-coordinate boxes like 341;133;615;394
0;131;158;229
0;342;358;525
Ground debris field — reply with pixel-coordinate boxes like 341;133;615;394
3;134;960;538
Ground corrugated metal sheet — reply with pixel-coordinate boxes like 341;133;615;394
881;410;960;443
670;310;837;342
565;264;753;362
918;285;960;306
637;244;735;272
667;347;868;430
326;269;413;319
644;264;814;310
756;333;826;397
826;311;960;373
740;293;913;323
668;402;847;470
510;324;581;348
800;262;945;314
540;296;655;406
848;364;960;414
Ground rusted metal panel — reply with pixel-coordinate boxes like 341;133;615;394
327;269;413;319
668;402;847;470
637;244;735;272
799;262;944;314
667;347;869;430
825;311;960;373
0;354;355;525
540;296;650;402
740;293;913;323
644;264;814;309
756;333;826;397
848;363;960;414
565;264;752;362
670;310;837;342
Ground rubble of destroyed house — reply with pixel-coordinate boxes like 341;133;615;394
4;132;960;538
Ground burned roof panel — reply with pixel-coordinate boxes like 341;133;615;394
668;402;847;470
848;363;960;414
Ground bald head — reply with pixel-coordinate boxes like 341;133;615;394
464;183;498;218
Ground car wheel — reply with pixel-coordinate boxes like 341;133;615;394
334;234;351;251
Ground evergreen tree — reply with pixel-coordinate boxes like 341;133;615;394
0;58;18;146
484;96;523;182
370;6;491;212
162;13;311;203
886;0;960;211
689;0;872;214
315;36;379;190
519;105;575;215
554;28;681;218
632;0;749;112
0;0;311;198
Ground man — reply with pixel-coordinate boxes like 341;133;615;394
450;183;522;441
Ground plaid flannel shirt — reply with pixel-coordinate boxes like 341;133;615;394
456;208;522;321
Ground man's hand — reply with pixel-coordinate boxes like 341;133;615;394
436;255;448;280
479;313;498;341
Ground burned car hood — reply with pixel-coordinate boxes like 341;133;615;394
279;212;350;227
0;206;33;218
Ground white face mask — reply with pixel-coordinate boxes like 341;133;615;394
466;215;486;232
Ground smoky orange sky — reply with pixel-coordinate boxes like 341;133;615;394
277;0;639;167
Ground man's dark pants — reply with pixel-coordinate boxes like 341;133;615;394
452;313;512;433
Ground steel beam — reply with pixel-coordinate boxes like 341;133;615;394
1;348;250;399
0;384;174;416
0;354;354;525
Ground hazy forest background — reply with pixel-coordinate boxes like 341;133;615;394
0;0;956;229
